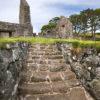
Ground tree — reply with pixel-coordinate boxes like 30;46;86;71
70;14;82;36
69;8;100;39
49;17;60;24
85;8;100;39
80;9;89;35
41;17;60;34
41;23;57;34
94;9;100;33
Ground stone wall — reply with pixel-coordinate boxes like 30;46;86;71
0;42;99;100
57;43;100;100
0;43;29;100
0;21;32;37
56;16;73;38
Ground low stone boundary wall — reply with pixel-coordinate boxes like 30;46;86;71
0;42;29;100
57;43;100;100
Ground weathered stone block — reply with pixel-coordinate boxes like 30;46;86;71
19;83;52;94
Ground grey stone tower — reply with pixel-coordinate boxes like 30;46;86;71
19;0;31;25
19;0;33;36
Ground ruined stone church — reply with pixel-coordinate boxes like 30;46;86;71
0;0;33;37
0;0;73;38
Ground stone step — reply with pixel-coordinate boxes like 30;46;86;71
18;81;70;95
19;93;69;100
30;44;55;46
27;53;62;58
29;55;63;59
28;49;56;52
28;52;62;56
28;49;61;53
29;47;59;51
27;60;66;69
18;83;52;95
18;44;94;100
19;88;88;100
30;45;56;49
30;71;62;82
26;63;68;72
46;55;63;59
19;86;87;100
49;64;68;72
32;47;56;50
20;70;77;85
30;70;76;82
27;63;69;72
26;59;65;64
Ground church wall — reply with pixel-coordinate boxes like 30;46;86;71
0;21;32;37
0;32;10;38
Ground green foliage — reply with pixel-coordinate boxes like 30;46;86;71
41;17;60;33
41;23;57;32
70;14;82;34
69;8;100;39
79;33;100;41
49;17;60;24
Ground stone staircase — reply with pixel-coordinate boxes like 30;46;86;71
18;44;94;100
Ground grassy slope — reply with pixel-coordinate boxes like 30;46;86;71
0;37;100;49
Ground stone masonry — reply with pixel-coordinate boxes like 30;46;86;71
56;16;73;38
0;0;33;37
18;44;94;100
59;43;100;100
0;43;29;100
41;16;73;38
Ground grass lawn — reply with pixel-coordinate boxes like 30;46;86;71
0;37;100;49
79;33;100;41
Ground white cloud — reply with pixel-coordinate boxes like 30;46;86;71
28;0;80;33
0;0;100;33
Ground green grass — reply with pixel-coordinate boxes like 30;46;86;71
0;37;100;50
79;33;100;40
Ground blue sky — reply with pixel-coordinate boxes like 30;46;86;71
0;0;100;33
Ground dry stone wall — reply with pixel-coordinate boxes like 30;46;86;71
0;43;29;100
57;43;100;100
